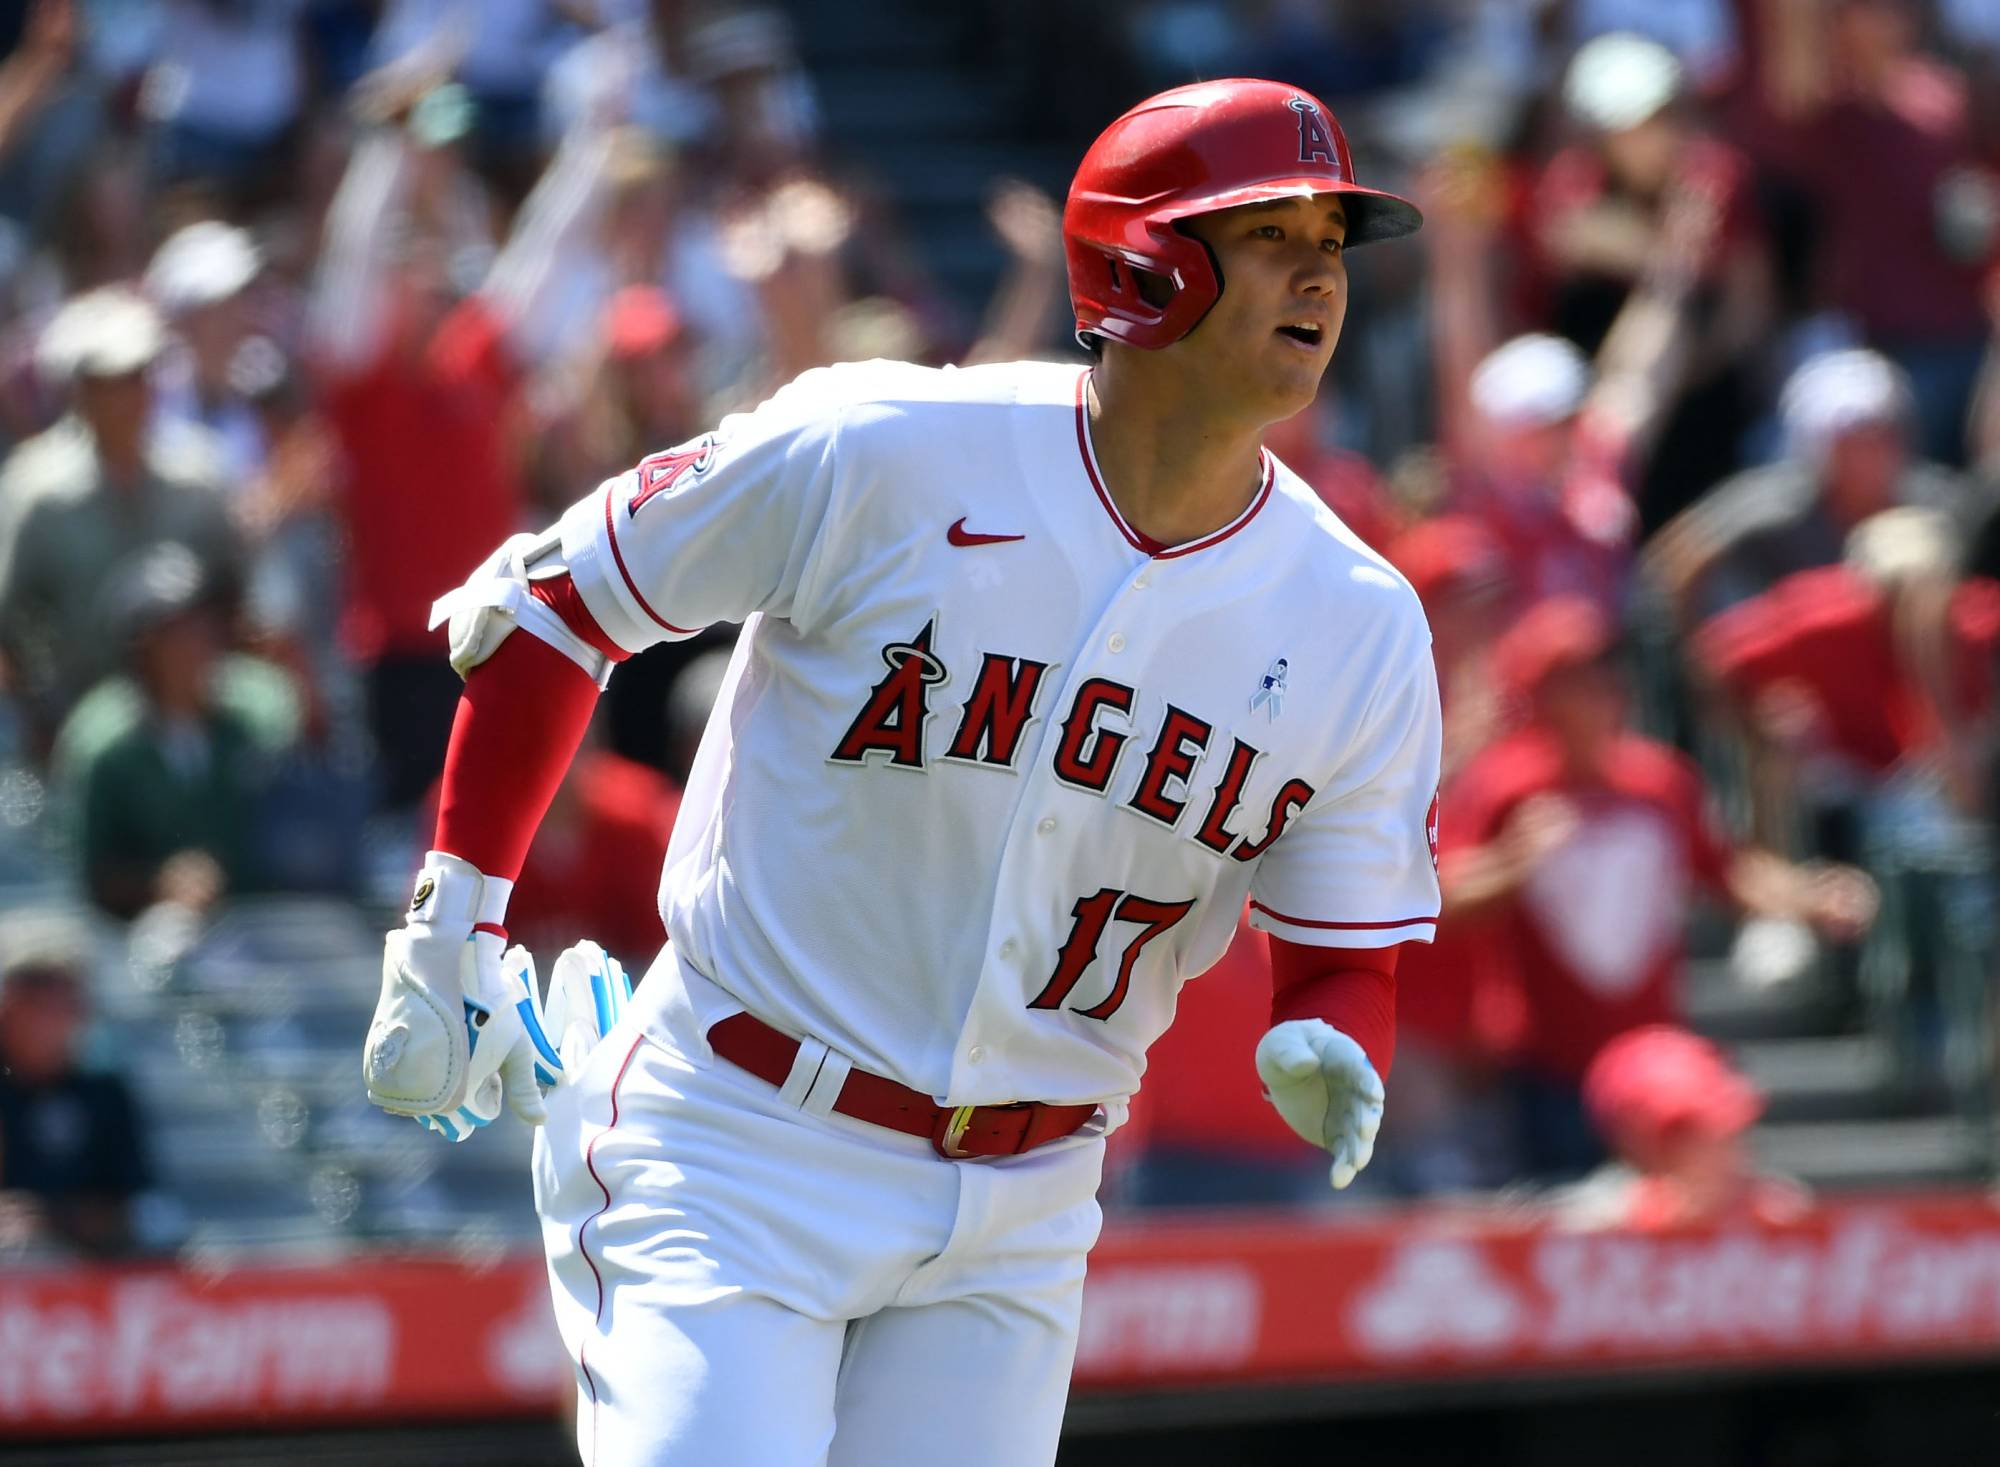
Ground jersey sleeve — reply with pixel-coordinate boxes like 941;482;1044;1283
1247;643;1444;949
555;370;849;654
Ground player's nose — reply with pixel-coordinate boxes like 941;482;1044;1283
1291;242;1343;297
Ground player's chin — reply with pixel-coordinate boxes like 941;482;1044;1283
1255;352;1328;414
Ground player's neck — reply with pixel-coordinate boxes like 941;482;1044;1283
1084;367;1267;548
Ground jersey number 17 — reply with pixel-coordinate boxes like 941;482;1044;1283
1027;888;1194;1021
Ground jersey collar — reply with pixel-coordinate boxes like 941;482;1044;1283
1072;369;1275;560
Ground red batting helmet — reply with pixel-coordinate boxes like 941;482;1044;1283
1065;79;1422;351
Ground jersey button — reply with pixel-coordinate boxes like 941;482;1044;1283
1108;632;1127;653
1036;816;1057;835
967;1045;987;1064
999;939;1017;959
1133;572;1151;590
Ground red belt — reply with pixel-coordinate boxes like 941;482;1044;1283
707;1012;1097;1159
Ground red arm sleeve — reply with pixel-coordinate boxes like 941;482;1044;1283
1269;937;1399;1078
434;574;624;882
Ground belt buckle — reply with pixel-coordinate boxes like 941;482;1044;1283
933;1104;978;1159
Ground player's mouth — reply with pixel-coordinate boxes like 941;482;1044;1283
1274;320;1325;353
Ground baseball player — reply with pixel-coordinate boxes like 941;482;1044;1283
362;79;1441;1465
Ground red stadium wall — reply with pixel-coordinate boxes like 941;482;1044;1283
5;1193;2000;1439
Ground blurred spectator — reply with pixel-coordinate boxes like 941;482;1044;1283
1693;508;2000;829
145;219;267;490
1444;597;1875;1179
545;0;721;152
1426;114;1727;615
0;286;239;747
1759;0;2000;465
369;0;578;192
140;0;309;204
1569;0;1738;87
53;542;295;920
1373;516;1523;1194
1532;33;1773;530
0;909;151;1258
1647;349;1983;626
1561;1024;1809;1229
0;0;88;233
961;179;1070;369
684;5;820;184
1969;275;2000;573
532;283;702;513
1112;921;1335;1207
307;104;536;808
1458;333;1630;613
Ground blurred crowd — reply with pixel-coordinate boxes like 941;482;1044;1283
1;0;1999;1257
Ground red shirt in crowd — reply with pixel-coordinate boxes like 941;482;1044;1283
1396;774;1524;1062
506;751;681;970
1694;566;2000;774
1768;64;1994;342
1453;728;1737;1081
1530;136;1764;295
1446;412;1638;623
317;296;525;663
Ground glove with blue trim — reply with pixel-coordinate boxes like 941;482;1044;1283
417;940;634;1142
1254;1019;1386;1190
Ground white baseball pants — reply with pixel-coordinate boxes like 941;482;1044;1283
532;951;1106;1467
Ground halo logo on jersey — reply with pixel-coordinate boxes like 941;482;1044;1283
1288;97;1340;168
628;435;719;517
829;620;949;769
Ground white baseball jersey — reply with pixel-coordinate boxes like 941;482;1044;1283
552;359;1441;1109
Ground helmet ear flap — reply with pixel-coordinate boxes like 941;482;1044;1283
1065;217;1223;350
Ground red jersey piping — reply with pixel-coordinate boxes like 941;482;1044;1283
577;1032;647;1457
1072;370;1274;560
1250;899;1438;932
602;485;700;636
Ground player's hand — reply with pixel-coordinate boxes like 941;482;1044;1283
363;852;513;1118
1255;1019;1386;1190
543;940;634;1074
411;939;635;1141
416;943;566;1140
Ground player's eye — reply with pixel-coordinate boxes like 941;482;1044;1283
1252;224;1284;240
1322;237;1345;254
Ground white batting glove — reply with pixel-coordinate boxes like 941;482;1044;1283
1254;1019;1386;1190
363;852;515;1118
415;939;635;1141
417;943;566;1141
542;940;634;1074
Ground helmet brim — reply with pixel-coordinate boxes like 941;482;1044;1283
1161;176;1424;246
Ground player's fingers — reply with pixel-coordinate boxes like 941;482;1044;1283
1300;1024;1383;1100
502;1044;549;1126
1329;1143;1358;1190
1350;1097;1384;1147
1347;1121;1377;1176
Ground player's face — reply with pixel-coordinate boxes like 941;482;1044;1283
1175;196;1348;420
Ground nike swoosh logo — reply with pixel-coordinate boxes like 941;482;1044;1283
947;517;1026;547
